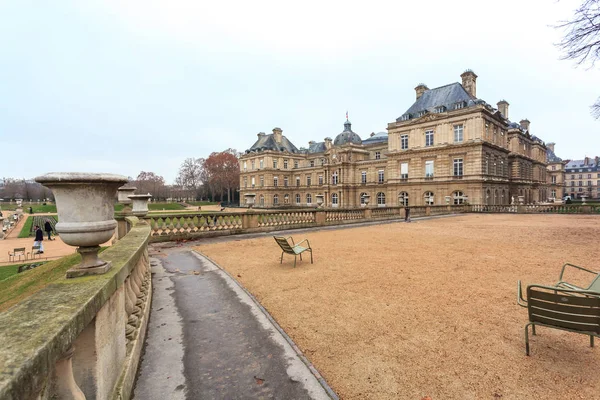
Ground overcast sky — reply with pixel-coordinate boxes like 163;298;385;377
1;0;598;183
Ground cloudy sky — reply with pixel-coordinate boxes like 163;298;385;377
1;0;598;183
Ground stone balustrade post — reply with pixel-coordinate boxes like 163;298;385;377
54;347;85;400
242;213;259;229
425;206;431;216
400;208;406;219
315;210;326;225
364;208;372;220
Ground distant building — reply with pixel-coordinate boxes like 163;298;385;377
545;143;567;200
564;156;600;199
239;70;549;207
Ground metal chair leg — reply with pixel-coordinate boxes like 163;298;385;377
280;252;283;264
294;256;296;268
299;253;302;261
525;323;532;356
591;335;595;348
310;250;313;264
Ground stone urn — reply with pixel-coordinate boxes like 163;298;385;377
117;186;137;211
362;194;371;207
35;172;128;278
518;195;525;205
444;195;451;205
582;196;588;205
316;194;325;208
244;193;256;209
129;194;152;218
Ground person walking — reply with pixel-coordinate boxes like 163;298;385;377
34;225;44;254
44;219;54;240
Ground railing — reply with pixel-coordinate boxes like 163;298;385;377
467;204;600;214
0;216;152;400
325;209;366;222
148;213;243;237
372;207;400;218
470;204;518;213
257;211;316;227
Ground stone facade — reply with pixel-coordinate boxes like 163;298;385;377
240;71;549;207
564;156;600;199
546;142;567;201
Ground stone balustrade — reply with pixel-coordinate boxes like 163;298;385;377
468;204;600;214
0;216;151;400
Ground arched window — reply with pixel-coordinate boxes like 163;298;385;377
424;191;434;205
273;194;279;205
377;192;386;206
332;171;339;185
295;194;301;204
486;189;492;205
452;191;464;205
360;192;368;206
259;195;265;206
331;193;339;207
284;194;289;204
399;192;409;206
306;193;312;205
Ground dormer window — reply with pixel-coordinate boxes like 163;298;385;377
435;106;446;113
417;110;427;117
454;101;466;110
401;114;411;121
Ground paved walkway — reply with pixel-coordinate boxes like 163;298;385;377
134;245;334;400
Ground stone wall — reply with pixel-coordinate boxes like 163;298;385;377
0;216;151;400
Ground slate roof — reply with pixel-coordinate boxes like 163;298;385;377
334;120;362;146
246;133;300;154
398;83;477;121
308;141;327;153
362;132;388;145
546;148;562;163
565;159;599;171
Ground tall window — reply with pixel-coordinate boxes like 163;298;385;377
453;191;464;205
375;151;381;160
243;177;247;188
424;191;434;205
378;170;385;183
425;160;434;178
307;175;312;186
273;160;278;169
283;159;288;169
283;177;288;187
425;130;434;147
321;158;326;166
551;190;556;198
273;194;279;205
259;159;264;169
454;124;464;143
306;193;312;204
377;192;386;206
360;192;368;205
551;165;556;171
243;161;247;171
361;171;367;184
294;160;299;169
310;160;315;167
332;171;339;185
273;177;278;187
551;176;557;184
400;162;408;179
259;195;264;206
260;176;264;187
296;176;300;187
251;177;255;188
399;192;409;206
296;194;301;204
318;175;323;185
453;158;463;177
331;193;339;207
401;135;409;150
251;160;255;170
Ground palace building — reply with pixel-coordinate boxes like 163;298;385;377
239;70;549;208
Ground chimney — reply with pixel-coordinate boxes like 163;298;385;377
497;100;509;118
547;142;555;153
370;132;376;137
415;83;429;100
585;156;590;166
595;156;599;165
460;70;478;97
324;137;332;150
308;140;316;145
257;132;266;138
519;119;530;132
272;127;283;144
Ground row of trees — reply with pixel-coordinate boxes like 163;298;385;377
0;179;53;201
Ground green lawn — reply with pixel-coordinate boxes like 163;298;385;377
0;262;47;281
187;201;219;206
18;215;59;238
114;202;186;212
1;203;57;213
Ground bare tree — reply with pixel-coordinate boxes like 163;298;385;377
175;158;204;199
556;0;600;118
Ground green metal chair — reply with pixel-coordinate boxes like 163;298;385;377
555;263;600;292
273;236;313;267
517;282;600;355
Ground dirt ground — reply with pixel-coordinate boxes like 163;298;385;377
196;214;600;400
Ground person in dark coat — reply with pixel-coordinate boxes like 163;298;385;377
44;219;54;240
34;225;44;253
